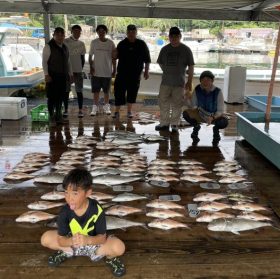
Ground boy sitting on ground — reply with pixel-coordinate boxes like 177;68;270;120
182;70;228;146
41;168;126;277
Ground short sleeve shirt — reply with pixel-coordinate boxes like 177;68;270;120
57;199;106;237
64;36;86;73
117;38;151;79
89;38;115;78
157;43;194;87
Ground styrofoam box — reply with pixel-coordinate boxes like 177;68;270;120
0;97;27;120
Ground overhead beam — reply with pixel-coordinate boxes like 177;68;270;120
0;2;279;22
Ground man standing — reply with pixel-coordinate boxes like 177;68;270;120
64;25;86;118
156;26;194;132
42;27;73;125
113;24;151;119
89;25;116;116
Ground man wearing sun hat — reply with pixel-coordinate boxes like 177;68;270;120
182;70;228;146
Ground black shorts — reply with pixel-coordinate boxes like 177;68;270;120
91;76;111;94
114;75;140;106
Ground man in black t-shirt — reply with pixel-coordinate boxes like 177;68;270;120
41;168;126;277
113;24;151;119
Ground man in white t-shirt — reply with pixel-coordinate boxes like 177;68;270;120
89;25;116;116
64;25;86;118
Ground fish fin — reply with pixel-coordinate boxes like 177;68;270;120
231;230;240;235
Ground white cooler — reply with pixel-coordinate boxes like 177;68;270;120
0;97;27;120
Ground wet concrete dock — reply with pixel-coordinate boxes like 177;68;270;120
0;99;280;278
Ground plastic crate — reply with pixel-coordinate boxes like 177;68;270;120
30;104;49;122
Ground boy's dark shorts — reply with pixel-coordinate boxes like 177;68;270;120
91;76;111;94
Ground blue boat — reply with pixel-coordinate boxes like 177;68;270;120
247;95;280;112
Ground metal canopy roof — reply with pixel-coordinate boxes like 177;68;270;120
0;0;279;21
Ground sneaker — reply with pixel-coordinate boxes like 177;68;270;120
171;125;178;133
155;124;169;131
48;250;72;267
112;112;120;119
103;104;111;115
63;112;68;118
105;257;126;277
78;111;84;118
90;105;99;116
127;112;133;118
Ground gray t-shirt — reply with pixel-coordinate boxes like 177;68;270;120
157;43;194;87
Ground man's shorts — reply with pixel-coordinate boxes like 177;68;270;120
91;76;111;94
73;72;84;93
114;76;140;106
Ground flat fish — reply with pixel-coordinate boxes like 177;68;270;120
106;205;142;216
41;191;65;201
108;151;128;157
197;201;231;212
118;145;140;150
219;176;247;184
24;152;49;159
62;150;88;156
179;165;205;170
106;138;142;145
208;218;272;234
16;211;56;223
148;219;189;230
146;209;184;219
52;165;76;171
181;175;214;183
142;135;165;141
94;155;120;161
92;175;143;186
236;212;272;221
148;175;179;182
106;216;145;230
148;165;175;171
12;167;40;173
16;162;47;168
112;192;147;202
89;192;115;201
34;173;64;184
4;172;34;181
213;165;241;172
27;201;65;210
90;168;120;177
147;170;178;176
196;212;235;222
90;161;120;168
55;159;84;166
146;199;184;210
150;159;176;166
118;166;146;173
214;160;238;167
227;193;253;202
215;171;245;177
67;143;91;150
193;192;227;202
182;170;211;176
231;202;269;212
178;160;203;165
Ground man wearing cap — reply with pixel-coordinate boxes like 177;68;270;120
156;26;194;133
42;27;73;125
112;24;151;119
64;25;86;118
182;70;228;146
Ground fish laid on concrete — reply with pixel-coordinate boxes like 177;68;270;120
215;171;245;177
16;211;56;223
27;201;65;210
92;174;143;186
227;193;253;202
219;176;247;184
146;209;184;219
182;170;211;176
196;212;235;222
148;165;175;171
231;202;269;212
179;165;205;170
179;160;203;165
236;212;272;221
24;152;49;159
148;219;189;230
146;199;184;210
118;166;146;173
181;175;214;183
108;151;129;157
112;192;147;202
94;155;120;161
4;172;34;181
208;218;272;234
106;205;142;216
41;191;65;201
55;159;84;166
147;170;178;176
89;192;115;201
52;165;76;171
142;135;165;141
90;168;120;177
118;145;140;150
149;175;179;182
67;143;91;150
193;192;227;202
90;161;120;168
106;138;142;145
12;167;40;173
197;201;231;212
213;165;241;172
106;216;146;230
214;160;238;167
34;173;64;184
16;162;47;168
62;150;88;156
150;159;176;166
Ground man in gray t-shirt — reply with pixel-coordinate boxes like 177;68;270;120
156;27;194;132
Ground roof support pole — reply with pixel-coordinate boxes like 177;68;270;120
265;22;280;125
41;0;50;43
